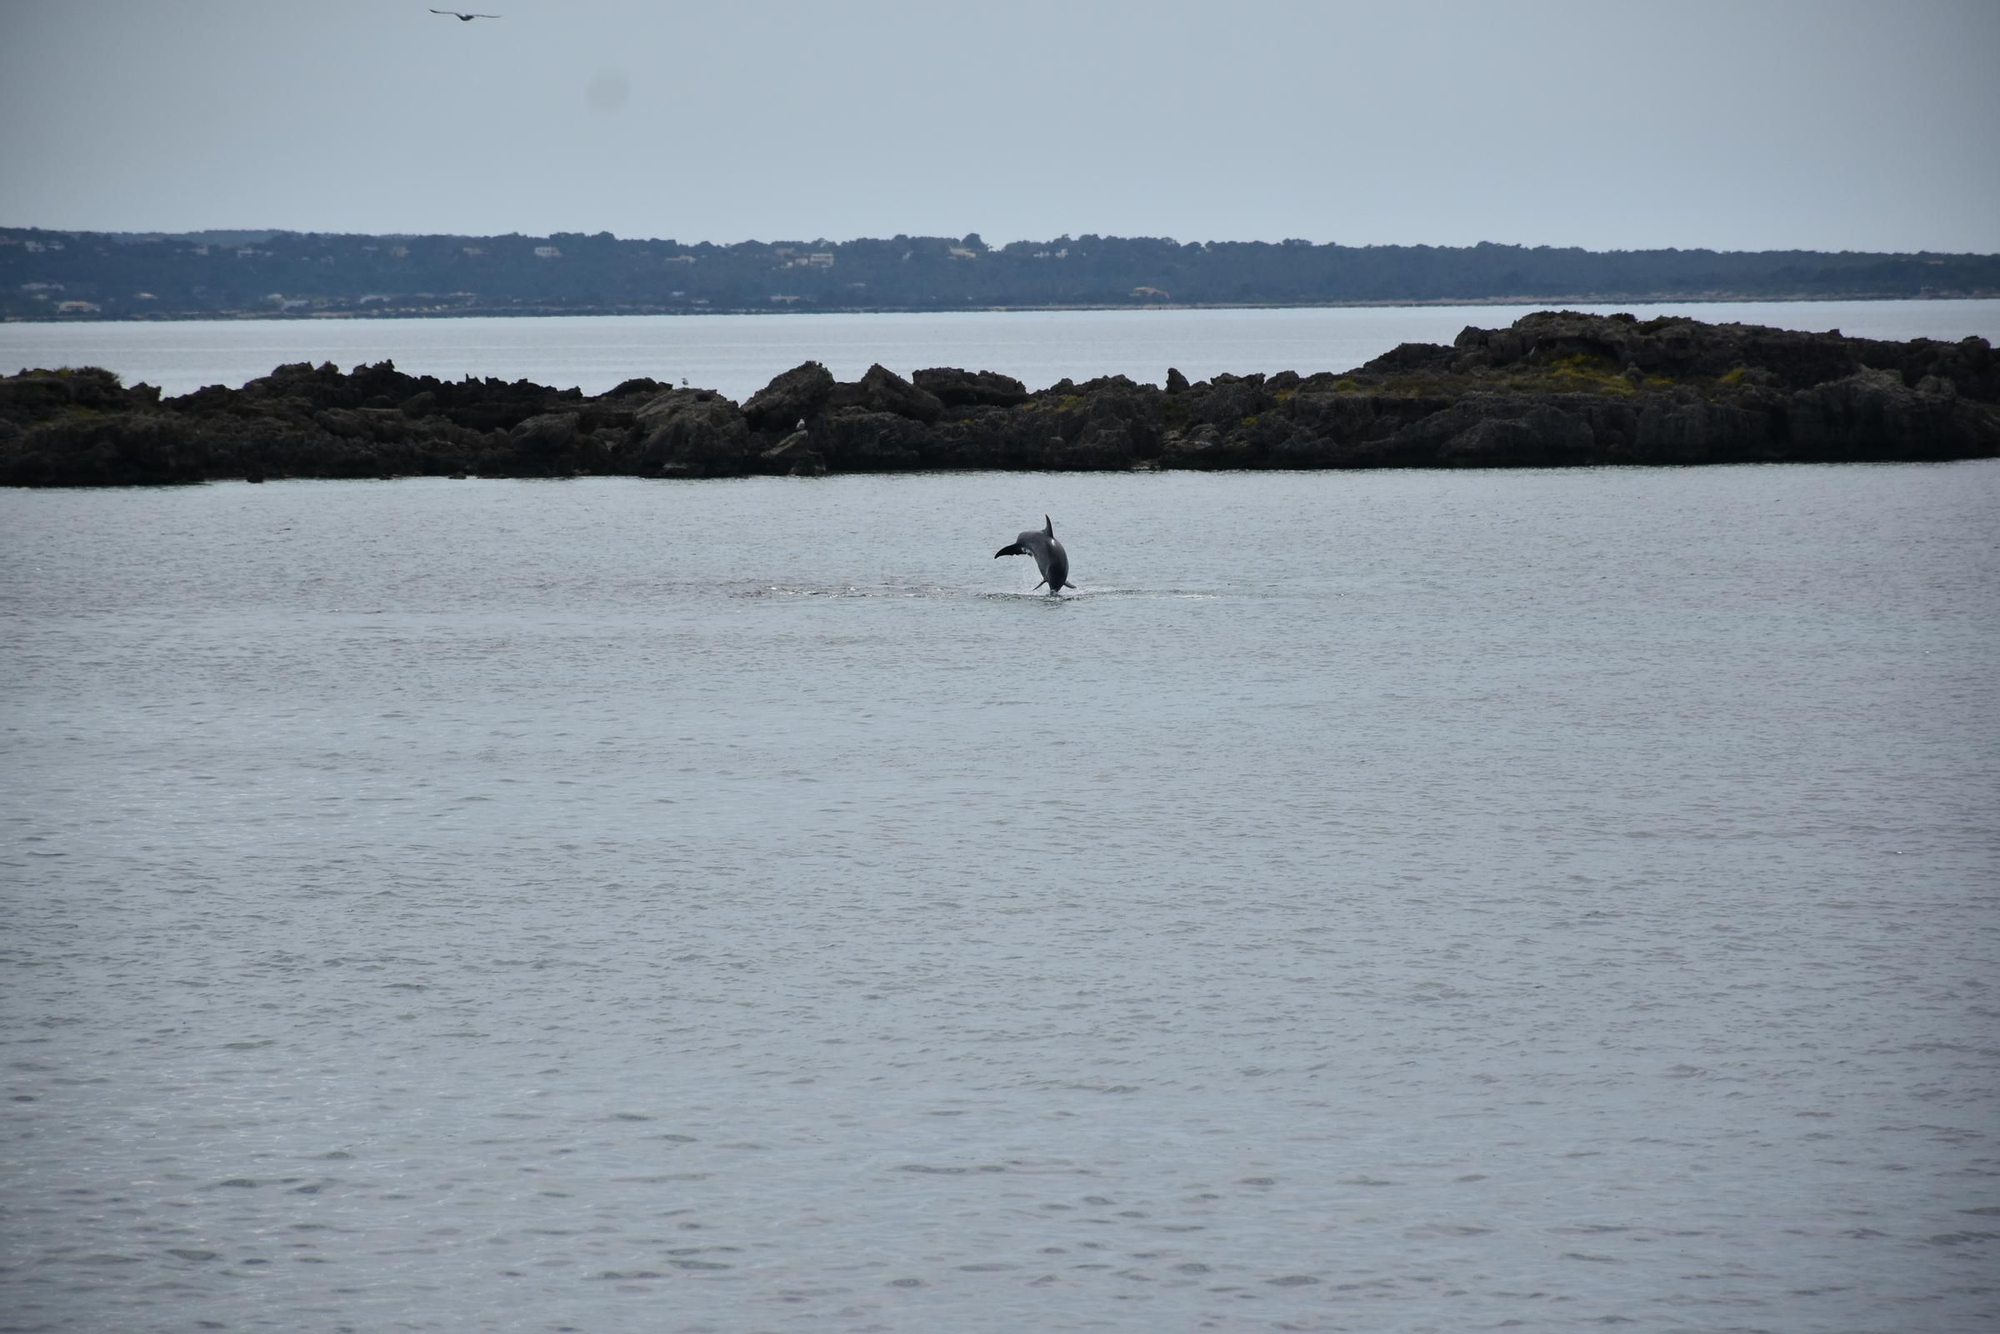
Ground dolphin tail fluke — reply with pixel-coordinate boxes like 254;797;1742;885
994;543;1025;559
1033;578;1047;590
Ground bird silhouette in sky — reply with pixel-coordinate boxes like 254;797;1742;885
430;9;500;19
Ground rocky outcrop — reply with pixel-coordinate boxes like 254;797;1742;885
760;429;826;476
631;389;753;477
3;312;1995;485
741;360;834;432
913;367;1031;408
828;364;945;423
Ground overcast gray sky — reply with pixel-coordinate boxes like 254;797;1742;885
3;0;1996;252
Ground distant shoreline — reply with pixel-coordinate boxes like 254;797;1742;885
7;227;1995;324
7;291;1998;325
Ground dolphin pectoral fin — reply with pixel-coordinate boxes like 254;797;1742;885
995;544;1025;558
1033;579;1047;590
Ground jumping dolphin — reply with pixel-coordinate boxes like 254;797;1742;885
994;515;1070;594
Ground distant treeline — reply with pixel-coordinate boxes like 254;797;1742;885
4;227;1997;320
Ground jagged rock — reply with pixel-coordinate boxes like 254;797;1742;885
4;410;199;486
434;377;567;434
1365;342;1456;374
1066;420;1137;469
577;401;638;433
1439;404;1597;466
243;361;340;397
742;361;835;431
0;375;73;422
1039;375;1165;465
632;390;752;476
314;408;371;440
606;376;665;398
1165;367;1191;394
828;364;944;423
913;367;1031;408
511;411;580;455
1186;377;1270;431
313;407;408;443
814;409;930;469
1160;423;1254;469
1627;396;1773;462
1280;386;1415;445
0;367;141;424
1451;309;1900;389
761;430;826;476
1785;366;1965;458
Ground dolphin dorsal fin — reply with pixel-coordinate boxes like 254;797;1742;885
1043;515;1054;536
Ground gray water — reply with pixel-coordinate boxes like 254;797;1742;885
3;464;1996;1332
5;298;1999;401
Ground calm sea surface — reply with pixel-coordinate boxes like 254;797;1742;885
3;299;1999;401
3;307;1999;1333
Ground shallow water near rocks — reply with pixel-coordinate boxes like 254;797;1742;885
3;463;1997;1332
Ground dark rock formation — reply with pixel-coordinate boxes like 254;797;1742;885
827;364;945;423
741;361;834;431
913;367;1032;408
632;389;752;477
4;312;1995;486
511;411;579;455
760;430;826;476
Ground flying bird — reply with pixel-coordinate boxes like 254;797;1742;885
994;515;1070;594
431;9;500;19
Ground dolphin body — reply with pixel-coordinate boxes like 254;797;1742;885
994;515;1070;593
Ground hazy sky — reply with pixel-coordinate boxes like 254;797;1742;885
4;0;1997;252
